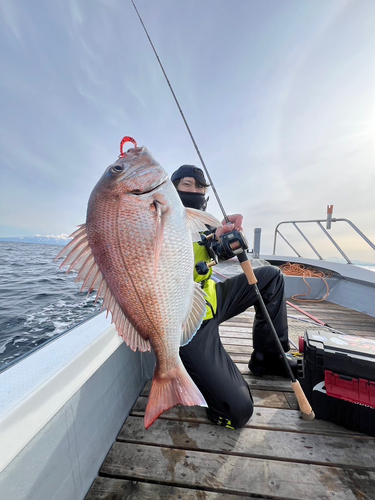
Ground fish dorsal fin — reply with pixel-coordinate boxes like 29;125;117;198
185;208;222;241
55;224;151;353
180;282;207;346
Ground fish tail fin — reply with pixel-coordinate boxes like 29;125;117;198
144;363;207;429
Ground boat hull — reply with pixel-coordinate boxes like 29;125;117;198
0;312;155;500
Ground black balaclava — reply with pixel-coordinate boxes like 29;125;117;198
177;191;209;211
171;164;209;211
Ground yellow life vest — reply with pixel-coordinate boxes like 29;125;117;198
193;241;217;320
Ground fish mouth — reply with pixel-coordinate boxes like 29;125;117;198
131;178;168;196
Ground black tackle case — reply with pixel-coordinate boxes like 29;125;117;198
299;329;375;436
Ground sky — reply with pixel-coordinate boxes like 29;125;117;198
1;0;375;262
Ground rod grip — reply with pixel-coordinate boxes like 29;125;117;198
238;252;257;285
291;381;315;420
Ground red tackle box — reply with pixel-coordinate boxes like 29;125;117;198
299;329;375;436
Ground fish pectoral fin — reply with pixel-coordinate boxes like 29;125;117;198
180;283;207;346
55;224;151;353
185;208;221;242
154;200;168;273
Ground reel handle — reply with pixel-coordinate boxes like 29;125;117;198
195;260;217;275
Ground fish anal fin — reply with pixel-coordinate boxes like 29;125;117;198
144;362;207;429
180;282;207;346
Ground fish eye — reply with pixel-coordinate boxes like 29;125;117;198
110;165;124;173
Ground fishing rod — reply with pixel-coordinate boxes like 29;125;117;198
130;0;228;223
130;0;314;420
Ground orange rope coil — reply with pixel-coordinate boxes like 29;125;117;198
280;263;332;302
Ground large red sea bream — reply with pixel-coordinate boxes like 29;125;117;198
56;141;220;428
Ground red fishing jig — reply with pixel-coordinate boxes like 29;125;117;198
119;136;137;157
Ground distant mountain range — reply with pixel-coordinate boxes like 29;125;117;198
0;235;72;246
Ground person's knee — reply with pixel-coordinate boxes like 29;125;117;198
226;386;254;429
255;265;285;301
231;401;254;428
255;265;281;281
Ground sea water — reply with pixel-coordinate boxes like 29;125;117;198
0;241;103;371
1;241;374;373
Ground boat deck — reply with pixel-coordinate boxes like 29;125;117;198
85;300;375;500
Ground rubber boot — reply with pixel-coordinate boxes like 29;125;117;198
248;350;298;378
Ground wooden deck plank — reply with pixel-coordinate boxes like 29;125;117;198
228;354;250;363
219;321;375;340
284;391;299;410
117;416;375;469
288;303;375;324
288;300;374;313
139;386;291;409
85;476;258;500
141;380;300;401
321;317;375;325
130;397;365;436
222;302;375;339
100;442;375;500
288;317;375;328
287;300;375;338
289;308;375;317
242;372;294;392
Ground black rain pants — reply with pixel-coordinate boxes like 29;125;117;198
179;265;289;428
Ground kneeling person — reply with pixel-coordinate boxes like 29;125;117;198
172;164;297;429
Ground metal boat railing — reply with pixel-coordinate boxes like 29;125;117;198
271;216;375;264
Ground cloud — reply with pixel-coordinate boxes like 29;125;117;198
0;1;24;45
